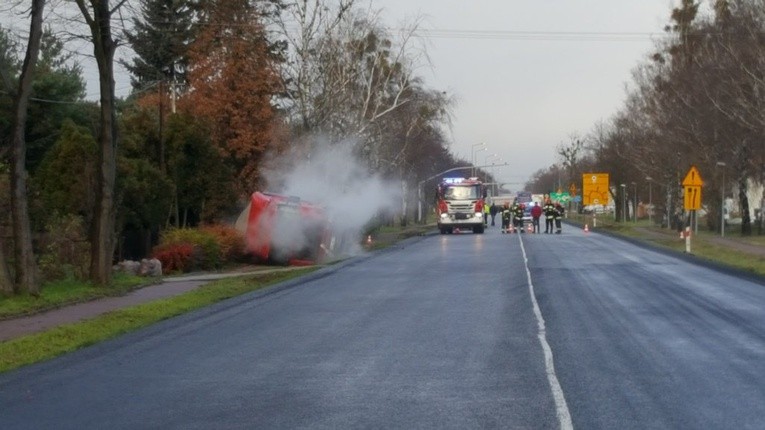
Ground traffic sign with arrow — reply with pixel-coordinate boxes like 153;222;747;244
682;165;703;211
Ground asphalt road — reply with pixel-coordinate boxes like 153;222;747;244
1;224;764;429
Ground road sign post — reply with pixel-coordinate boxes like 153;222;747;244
681;166;704;254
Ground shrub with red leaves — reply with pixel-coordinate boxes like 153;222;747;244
151;242;195;274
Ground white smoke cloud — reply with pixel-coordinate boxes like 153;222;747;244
262;137;401;259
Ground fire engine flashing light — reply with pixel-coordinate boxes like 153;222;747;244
442;177;481;185
442;177;465;184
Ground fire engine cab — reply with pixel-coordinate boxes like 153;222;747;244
436;177;487;234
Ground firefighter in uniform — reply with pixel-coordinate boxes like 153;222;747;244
544;199;556;234
501;203;512;233
512;200;525;233
555;202;565;234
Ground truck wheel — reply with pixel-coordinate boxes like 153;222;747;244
473;225;484;234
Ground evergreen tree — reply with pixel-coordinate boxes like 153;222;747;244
125;0;195;92
26;28;89;173
33;119;97;224
0;25;20;151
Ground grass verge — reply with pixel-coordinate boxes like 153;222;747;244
365;223;436;251
0;268;316;374
0;274;152;320
641;232;765;276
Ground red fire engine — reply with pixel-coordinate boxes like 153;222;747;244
245;192;333;265
435;177;487;234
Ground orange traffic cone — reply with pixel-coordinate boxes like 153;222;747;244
527;224;532;233
584;224;589;233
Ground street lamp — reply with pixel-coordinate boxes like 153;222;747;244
485;154;499;196
646;176;653;224
631;182;637;223
471;142;485;176
472;148;486;176
620;183;626;223
716;161;726;237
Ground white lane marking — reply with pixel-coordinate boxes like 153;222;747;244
518;234;574;430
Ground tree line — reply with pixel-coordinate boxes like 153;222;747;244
527;0;765;234
0;0;467;296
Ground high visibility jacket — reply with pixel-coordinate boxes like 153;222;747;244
502;208;511;221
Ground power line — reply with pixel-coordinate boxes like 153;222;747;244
409;29;670;42
136;20;673;43
0;90;91;105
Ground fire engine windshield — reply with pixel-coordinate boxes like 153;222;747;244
443;185;481;200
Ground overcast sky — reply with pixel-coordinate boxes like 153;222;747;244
25;0;682;188
372;0;679;187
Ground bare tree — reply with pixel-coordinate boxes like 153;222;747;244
274;3;425;159
272;0;355;134
557;134;585;188
74;0;125;286
4;0;47;295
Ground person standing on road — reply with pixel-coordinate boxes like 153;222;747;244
510;199;522;233
490;203;498;226
483;202;490;226
544;199;556;234
531;202;542;234
555;202;565;234
501;203;511;233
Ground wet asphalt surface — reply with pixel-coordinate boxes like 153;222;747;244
1;225;764;429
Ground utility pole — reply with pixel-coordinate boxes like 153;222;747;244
717;161;726;237
620;184;626;223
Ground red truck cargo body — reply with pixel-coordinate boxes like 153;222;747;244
245;192;332;264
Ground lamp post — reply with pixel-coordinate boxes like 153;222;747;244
485;154;499;196
646;176;653;224
716;161;726;237
471;143;485;176
493;158;503;196
620;183;626;223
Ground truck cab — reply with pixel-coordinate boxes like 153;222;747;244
436;178;486;234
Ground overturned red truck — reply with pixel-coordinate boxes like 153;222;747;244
245;192;333;265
